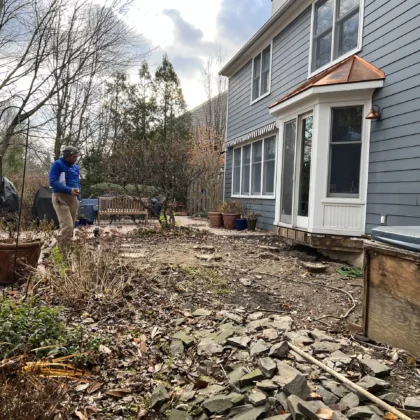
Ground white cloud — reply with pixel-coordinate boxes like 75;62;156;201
123;0;270;108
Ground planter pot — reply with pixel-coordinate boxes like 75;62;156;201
75;220;80;228
247;219;257;231
0;241;42;285
222;213;241;230
78;218;87;226
208;212;223;228
235;219;247;231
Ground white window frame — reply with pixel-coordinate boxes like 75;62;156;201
308;0;365;78
250;41;273;105
232;135;277;199
327;105;364;198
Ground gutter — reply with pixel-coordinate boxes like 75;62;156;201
219;0;295;77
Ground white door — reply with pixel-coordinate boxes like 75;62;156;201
279;113;313;228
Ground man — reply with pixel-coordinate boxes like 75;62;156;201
49;146;81;246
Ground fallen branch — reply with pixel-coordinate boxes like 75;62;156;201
253;271;356;322
288;342;412;420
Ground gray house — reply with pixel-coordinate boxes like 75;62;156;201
220;0;420;253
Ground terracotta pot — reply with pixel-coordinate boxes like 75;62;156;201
208;212;223;228
0;241;42;285
222;213;241;230
247;219;257;231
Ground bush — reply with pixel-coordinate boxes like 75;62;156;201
0;297;68;359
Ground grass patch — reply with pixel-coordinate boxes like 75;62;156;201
179;266;229;296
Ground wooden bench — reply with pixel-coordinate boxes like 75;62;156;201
97;196;148;225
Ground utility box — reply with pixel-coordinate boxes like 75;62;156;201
364;227;420;357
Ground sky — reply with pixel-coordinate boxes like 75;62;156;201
125;0;272;109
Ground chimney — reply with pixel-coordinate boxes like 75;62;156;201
271;0;288;15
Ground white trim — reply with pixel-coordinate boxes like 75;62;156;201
269;80;384;115
250;41;273;105
231;134;278;200
308;0;366;78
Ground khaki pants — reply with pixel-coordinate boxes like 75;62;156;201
52;193;79;245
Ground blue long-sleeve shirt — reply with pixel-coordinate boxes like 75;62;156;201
49;158;80;195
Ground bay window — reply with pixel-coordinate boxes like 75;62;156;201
311;0;362;73
232;136;276;198
252;44;272;102
328;106;363;197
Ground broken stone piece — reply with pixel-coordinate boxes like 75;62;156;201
405;397;420;410
203;396;233;414
322;380;351;398
258;357;277;378
338;392;359;410
287;395;306;420
263;328;279;341
360;358;391;378
249;392;267;407
169;409;193;420
274;361;310;400
198;384;226;397
227;392;245;406
224;312;243;324
248;312;265;321
326;350;352;365
310;341;342;355
309;330;336;342
250;340;270;356
170;339;184;355
229;367;247;384
269;341;289;358
270;316;293;332
256;380;278;391
172;331;194;347
193;308;212;317
346;406;378;419
151;385;170;410
238;369;265;388
228;336;252;349
379;392;404;406
356;375;390;394
265;416;292;420
297;400;329;420
284;331;313;346
230;405;269;420
240;278;252;286
197;340;224;356
316;385;339;406
247;318;272;332
196;254;222;261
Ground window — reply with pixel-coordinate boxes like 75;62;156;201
328;106;363;197
312;0;361;73
252;44;272;102
232;136;276;197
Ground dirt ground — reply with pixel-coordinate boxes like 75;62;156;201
2;221;420;419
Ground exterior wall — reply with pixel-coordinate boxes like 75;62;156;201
224;5;312;230
361;0;420;232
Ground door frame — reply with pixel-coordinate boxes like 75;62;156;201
275;106;314;229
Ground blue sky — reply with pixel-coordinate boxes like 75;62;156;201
126;0;272;108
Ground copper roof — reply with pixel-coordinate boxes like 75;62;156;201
269;55;385;109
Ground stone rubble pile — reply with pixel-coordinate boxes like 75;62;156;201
149;309;418;420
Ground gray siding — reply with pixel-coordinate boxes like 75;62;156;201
361;0;420;232
224;6;312;230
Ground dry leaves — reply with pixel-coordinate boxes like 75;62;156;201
106;388;132;398
316;408;333;420
75;410;88;420
384;413;398;420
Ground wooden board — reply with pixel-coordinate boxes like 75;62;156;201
364;242;420;356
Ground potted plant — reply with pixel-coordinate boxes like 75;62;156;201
208;204;223;229
0;215;43;285
247;211;261;231
78;212;87;226
221;201;243;230
235;215;247;231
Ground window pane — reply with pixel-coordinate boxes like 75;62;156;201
234;148;241;166
252;140;263;163
251;141;263;195
329;143;361;195
336;11;359;57
261;46;271;95
332;107;363;143
298;116;313;217
263;161;275;195
233;148;241;195
252;54;261;100
314;30;332;70
316;0;334;35
241;145;251;195
264;136;276;160
339;0;359;17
